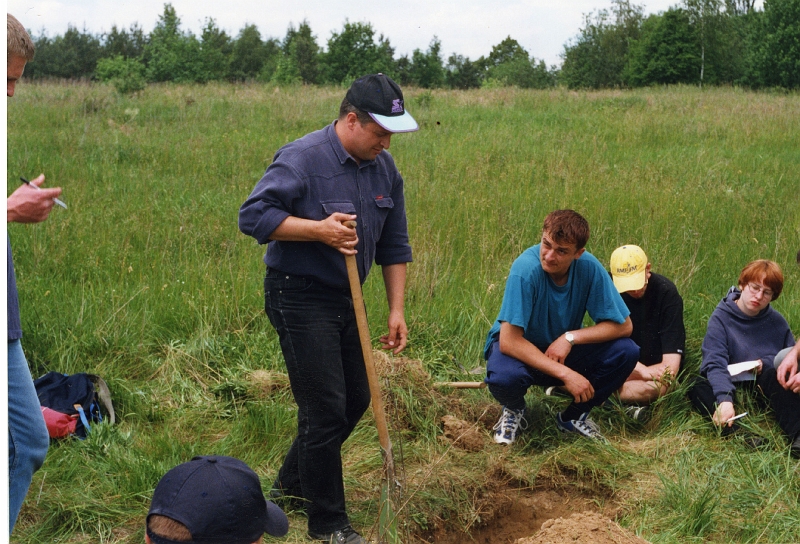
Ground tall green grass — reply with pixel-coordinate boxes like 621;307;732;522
7;82;800;543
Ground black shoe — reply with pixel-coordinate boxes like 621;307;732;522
308;525;365;543
721;424;765;449
268;487;307;513
791;434;800;459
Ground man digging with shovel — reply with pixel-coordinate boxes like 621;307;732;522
239;74;418;543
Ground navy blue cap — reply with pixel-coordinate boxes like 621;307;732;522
147;456;289;543
345;73;418;133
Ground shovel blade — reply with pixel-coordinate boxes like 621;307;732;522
377;478;401;544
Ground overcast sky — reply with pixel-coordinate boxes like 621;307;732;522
8;0;716;67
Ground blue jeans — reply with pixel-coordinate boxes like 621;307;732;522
485;338;639;413
264;269;371;535
8;339;49;534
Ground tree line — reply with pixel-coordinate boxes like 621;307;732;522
562;0;799;89
22;0;799;93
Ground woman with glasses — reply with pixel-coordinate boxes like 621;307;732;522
688;259;800;458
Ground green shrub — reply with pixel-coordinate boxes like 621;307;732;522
95;55;146;94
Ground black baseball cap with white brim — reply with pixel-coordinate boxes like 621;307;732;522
345;73;418;133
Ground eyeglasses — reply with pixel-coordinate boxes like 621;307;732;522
747;283;774;298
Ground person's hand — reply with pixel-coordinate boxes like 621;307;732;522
713;401;737;427
562;370;595;404
628;363;653;381
7;174;62;224
544;335;572;364
785;373;800;394
777;349;799;391
653;365;677;388
318;213;358;254
379;311;407;355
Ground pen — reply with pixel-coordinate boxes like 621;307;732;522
20;177;67;209
726;412;748;423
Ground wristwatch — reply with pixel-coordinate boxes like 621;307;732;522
565;332;575;346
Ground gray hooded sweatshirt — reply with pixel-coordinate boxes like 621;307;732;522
700;286;795;404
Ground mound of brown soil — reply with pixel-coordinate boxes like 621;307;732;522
440;414;486;451
515;511;650;544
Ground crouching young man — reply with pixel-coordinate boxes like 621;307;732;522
484;210;638;444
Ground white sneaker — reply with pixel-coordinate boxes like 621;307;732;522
492;406;527;445
556;412;607;442
625;405;649;421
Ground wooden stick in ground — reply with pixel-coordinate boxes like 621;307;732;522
433;381;487;389
343;222;397;495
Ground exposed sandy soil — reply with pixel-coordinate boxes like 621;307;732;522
516;511;650;544
416;486;628;544
440;414;486;452
345;353;651;544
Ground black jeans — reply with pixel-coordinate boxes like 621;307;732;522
688;367;800;440
264;269;371;534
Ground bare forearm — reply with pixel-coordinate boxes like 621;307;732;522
382;263;406;315
499;323;572;381
269;216;324;241
269;213;358;253
569;318;632;345
380;263;408;353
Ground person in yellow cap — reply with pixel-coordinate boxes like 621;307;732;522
609;245;685;416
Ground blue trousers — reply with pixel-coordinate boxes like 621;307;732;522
8;339;49;534
485;338;638;413
264;269;371;535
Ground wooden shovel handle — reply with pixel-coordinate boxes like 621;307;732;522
343;222;395;473
433;381;487;389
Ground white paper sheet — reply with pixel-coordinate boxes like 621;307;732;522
728;360;760;376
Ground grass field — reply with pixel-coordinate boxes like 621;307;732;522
6;82;800;543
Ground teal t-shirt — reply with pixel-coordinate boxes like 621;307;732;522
483;244;630;358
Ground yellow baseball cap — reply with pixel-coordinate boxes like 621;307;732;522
610;245;648;293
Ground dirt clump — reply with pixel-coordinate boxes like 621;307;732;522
373;351;431;385
423;486;615;544
248;370;290;397
440;415;486;451
515;511;650;544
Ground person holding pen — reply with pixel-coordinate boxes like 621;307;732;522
688;259;800;458
7;13;65;533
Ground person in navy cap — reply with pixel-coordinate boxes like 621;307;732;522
146;456;289;543
239;74;418;543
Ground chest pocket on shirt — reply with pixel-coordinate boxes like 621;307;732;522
374;196;394;211
321;201;357;215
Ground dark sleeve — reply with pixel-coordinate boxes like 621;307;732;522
658;282;685;355
238;159;303;244
374;163;412;266
701;309;735;404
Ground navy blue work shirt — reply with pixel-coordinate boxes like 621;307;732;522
238;122;412;289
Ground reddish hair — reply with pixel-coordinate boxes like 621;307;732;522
542;209;590;249
738;259;783;300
